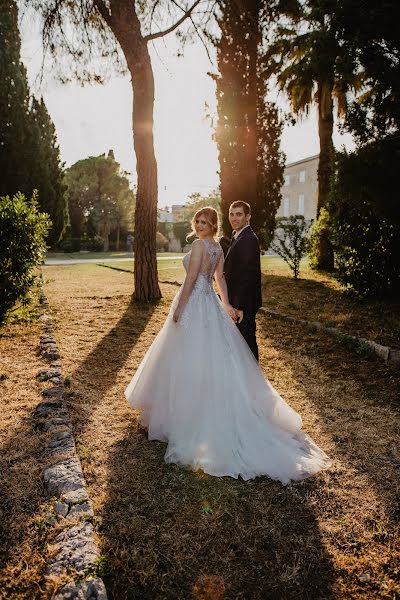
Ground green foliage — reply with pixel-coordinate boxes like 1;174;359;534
157;221;173;238
333;0;400;141
0;192;51;323
213;1;285;240
179;190;221;223
65;153;135;251
173;221;192;250
271;216;310;280
0;2;66;246
329;139;400;299
308;208;333;271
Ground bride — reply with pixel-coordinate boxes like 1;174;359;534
125;207;331;483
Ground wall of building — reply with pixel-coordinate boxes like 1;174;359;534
277;154;319;222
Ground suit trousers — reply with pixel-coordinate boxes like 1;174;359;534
236;311;258;361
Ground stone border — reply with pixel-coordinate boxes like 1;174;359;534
33;280;108;599
260;307;400;365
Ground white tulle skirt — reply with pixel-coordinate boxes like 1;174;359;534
125;281;331;483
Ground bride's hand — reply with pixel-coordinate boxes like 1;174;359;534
173;309;180;322
223;303;237;321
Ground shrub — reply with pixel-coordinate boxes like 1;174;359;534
0;192;51;323
308;208;334;271
271;215;310;280
59;236;81;253
156;231;168;251
87;236;104;252
329;139;400;298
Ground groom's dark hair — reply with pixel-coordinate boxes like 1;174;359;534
230;201;251;215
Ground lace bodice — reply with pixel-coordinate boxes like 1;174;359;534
182;238;222;283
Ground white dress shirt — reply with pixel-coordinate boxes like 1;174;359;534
233;224;250;240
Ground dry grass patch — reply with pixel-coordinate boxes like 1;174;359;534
41;263;400;600
0;316;55;599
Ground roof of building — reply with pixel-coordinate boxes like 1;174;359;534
285;154;319;169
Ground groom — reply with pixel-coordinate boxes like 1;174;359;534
223;201;262;361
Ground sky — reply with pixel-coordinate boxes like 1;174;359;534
20;11;354;208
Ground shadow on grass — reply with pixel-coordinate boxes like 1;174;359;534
73;296;336;599
99;424;335;600
68;298;159;425
261;273;400;348
257;311;400;561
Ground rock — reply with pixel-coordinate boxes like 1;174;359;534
67;502;94;521
45;523;99;577
43;418;71;432
37;368;62;381
42;346;61;361
43;457;89;503
40;336;57;345
54;502;69;518
53;577;108;600
33;401;64;418
42;386;64;399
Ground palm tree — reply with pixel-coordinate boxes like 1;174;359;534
267;0;361;270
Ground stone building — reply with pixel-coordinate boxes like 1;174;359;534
276;154;319;222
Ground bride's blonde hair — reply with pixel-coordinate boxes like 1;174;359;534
190;206;219;238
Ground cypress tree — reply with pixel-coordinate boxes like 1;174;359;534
0;0;30;196
213;0;285;245
0;0;66;246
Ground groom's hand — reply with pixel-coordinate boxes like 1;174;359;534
235;309;244;323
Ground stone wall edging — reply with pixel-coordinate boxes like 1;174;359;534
260;307;400;365
35;279;108;600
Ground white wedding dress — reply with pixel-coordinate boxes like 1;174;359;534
125;238;331;484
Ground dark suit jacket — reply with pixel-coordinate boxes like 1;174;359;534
222;226;262;315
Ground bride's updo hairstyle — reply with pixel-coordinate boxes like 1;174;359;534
189;206;219;239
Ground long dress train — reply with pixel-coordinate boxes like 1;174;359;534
125;238;331;484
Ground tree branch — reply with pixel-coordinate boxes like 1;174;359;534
93;0;112;27
144;0;202;42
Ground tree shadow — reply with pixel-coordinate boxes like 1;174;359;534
99;425;335;600
261;272;400;348
67;297;159;428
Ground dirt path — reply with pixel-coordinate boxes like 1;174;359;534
42;264;400;599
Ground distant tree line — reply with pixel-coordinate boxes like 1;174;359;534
64;152;135;252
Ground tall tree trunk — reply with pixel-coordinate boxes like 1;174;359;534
116;224;120;251
105;0;161;301
316;80;335;270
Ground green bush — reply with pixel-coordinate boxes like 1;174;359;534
271;215;310;280
329;139;400;299
156;231;168;251
308;208;334;271
60;236;81;253
0;192;51;323
87;236;104;252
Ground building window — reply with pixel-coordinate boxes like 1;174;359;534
299;170;306;183
298;194;305;215
284;175;290;186
284;197;290;217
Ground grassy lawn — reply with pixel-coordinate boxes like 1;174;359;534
38;263;399;598
97;255;400;348
46;251;184;261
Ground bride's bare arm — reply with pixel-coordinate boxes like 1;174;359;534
214;253;236;319
173;239;204;322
